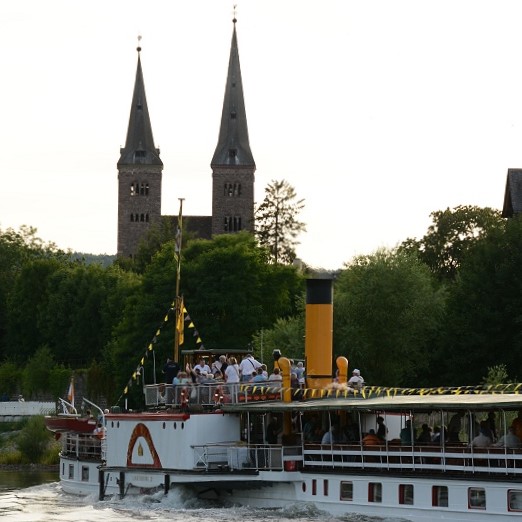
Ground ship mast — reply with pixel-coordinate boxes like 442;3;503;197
174;198;184;362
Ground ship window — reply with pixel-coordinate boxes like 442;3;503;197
468;487;486;510
340;481;353;501
68;464;74;480
508;490;522;511
368;482;382;503
323;480;329;496
399;484;414;505
81;466;89;481
432;485;448;507
312;479;317;496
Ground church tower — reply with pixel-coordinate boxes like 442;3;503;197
211;17;256;236
117;44;163;258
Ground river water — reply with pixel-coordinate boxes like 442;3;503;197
0;471;402;522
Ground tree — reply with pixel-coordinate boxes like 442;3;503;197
251;314;305;367
255;179;306;264
182;232;304;351
436;216;522;384
334;248;446;386
400;205;504;281
0;225;65;357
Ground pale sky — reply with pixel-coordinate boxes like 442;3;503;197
0;1;520;270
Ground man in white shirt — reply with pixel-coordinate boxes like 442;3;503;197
348;369;365;389
193;357;211;375
239;354;262;382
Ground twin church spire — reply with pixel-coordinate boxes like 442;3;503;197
117;19;256;258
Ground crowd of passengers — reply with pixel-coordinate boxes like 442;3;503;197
302;410;522;450
162;354;307;390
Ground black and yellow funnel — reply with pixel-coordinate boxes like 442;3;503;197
305;278;333;389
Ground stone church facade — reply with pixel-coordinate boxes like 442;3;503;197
117;19;256;258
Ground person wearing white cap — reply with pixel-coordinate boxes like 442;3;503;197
348;368;365;389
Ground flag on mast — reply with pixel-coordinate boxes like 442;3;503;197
67;377;75;409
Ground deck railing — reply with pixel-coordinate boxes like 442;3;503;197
188;441;522;476
61;433;104;460
143;383;283;408
302;443;522;475
191;443;301;471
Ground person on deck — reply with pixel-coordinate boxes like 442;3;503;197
193;357;211;375
163;358;180;384
268;367;283;385
447;411;465;443
400;420;413;445
239;354;262;382
511;410;522;440
493;426;522;449
469;422;492;448
362;429;382;446
348;369;365;389
416;424;432;445
376;416;387;441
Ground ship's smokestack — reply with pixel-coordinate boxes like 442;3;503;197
305;278;333;389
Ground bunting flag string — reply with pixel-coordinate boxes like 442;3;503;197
117;299;206;404
234;381;522;403
117;300;177;404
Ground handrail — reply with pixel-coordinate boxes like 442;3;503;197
302;442;522;475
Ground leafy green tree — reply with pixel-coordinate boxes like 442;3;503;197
0;226;64;358
182;232;304;351
22;346;54;398
437;216;522;384
334;248;446;386
400;205;504;281
0;361;21;397
4;257;63;362
17;416;53;463
251;314;305;368
255;179;306;264
37;263;140;366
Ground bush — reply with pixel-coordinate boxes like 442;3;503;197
16;416;53;463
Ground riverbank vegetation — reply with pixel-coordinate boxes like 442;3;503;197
0;206;521;410
0;417;59;466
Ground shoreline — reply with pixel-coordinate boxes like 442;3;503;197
0;464;59;472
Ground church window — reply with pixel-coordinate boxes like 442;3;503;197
224;216;241;232
140;214;145;222
130;214;134;222
145;213;149;222
145;183;149;196
229;149;237;158
234;183;241;196
140;183;146;195
130;183;136;196
231;111;237;119
134;150;146;163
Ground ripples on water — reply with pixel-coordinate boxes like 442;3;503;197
0;479;406;522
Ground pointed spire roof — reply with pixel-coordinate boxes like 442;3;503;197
211;18;255;167
118;44;162;166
